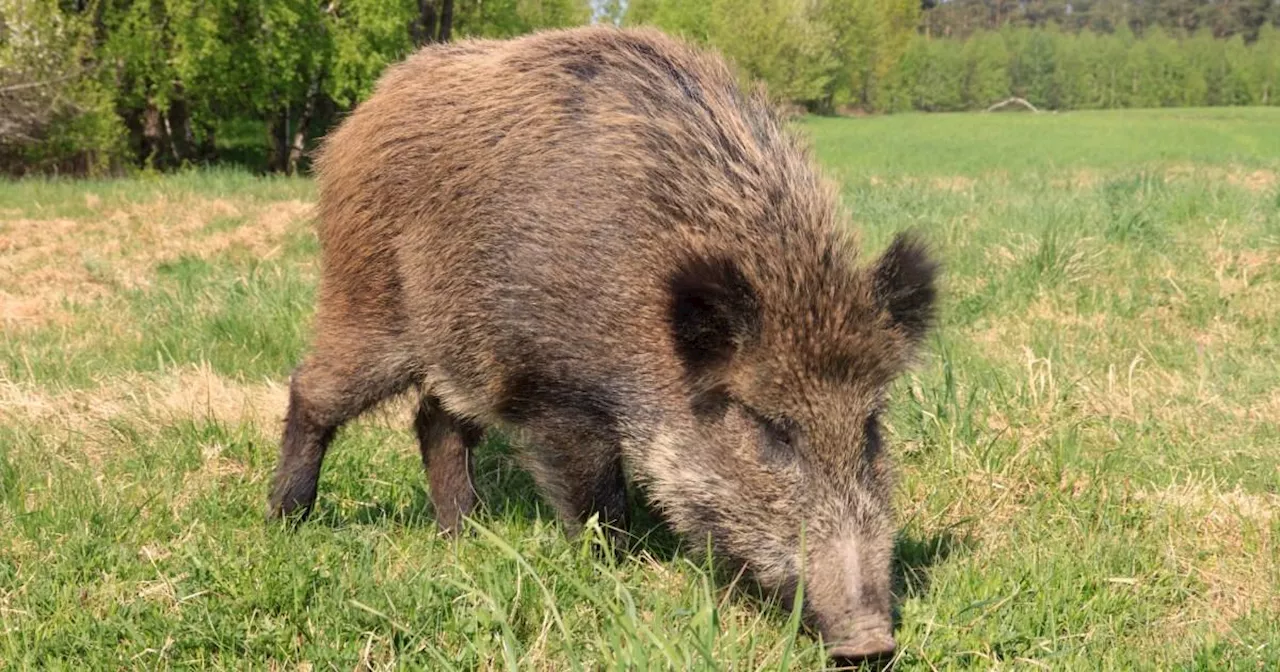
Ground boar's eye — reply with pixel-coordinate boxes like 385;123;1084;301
744;406;799;463
762;416;797;449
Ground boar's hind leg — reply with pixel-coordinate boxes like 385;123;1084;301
267;336;413;523
415;396;484;535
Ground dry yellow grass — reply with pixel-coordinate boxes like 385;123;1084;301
0;197;313;329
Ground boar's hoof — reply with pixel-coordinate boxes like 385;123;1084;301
265;483;316;527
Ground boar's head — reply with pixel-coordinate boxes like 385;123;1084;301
657;232;938;663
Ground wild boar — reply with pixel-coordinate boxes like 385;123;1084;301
266;25;938;663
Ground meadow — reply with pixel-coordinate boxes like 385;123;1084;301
1;107;1277;669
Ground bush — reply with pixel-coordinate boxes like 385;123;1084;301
0;0;127;175
962;30;1010;108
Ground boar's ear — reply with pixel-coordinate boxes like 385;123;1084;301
872;232;938;343
668;255;761;378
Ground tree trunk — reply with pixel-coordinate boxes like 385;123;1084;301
162;114;181;165
287;74;322;175
437;0;453;42
142;103;173;169
413;0;438;46
198;123;218;163
267;111;288;173
166;89;195;164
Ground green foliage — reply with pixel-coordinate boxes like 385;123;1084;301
0;0;126;174
325;0;417;106
1050;30;1096;109
22;78;127;175
878;26;1280;113
455;0;592;40
911;35;965;111
3;0;591;176
632;7;1275;116
6;0;1280;174
625;0;918;110
1255;25;1280;105
708;0;835;104
873;33;921;112
817;0;921;109
961;30;1009;107
626;0;838;106
1123;26;1182;107
624;0;712;41
1008;26;1057;108
922;0;1280;42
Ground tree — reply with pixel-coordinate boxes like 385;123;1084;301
912;36;965;111
624;0;712;41
625;0;834;107
457;0;591;38
708;0;835;105
1052;30;1097;108
1219;34;1257;104
1092;25;1135;108
1254;23;1280;104
818;0;920;110
961;30;1010;108
1123;25;1186;107
874;32;924;111
1187;31;1228;104
413;0;454;45
918;0;1280;40
0;0;123;174
1009;26;1058;108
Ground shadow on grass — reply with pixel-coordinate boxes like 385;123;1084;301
471;439;686;563
308;430;979;568
306;430;685;561
894;528;975;601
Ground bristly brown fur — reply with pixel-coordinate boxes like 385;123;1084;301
265;25;938;662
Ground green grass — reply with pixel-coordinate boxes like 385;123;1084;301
2;107;1279;669
800;107;1280;178
0;166;314;220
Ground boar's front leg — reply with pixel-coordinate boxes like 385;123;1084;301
414;395;485;535
497;375;631;544
523;428;630;545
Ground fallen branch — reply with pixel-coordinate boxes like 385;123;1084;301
985;97;1040;113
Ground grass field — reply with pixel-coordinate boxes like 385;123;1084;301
2;107;1278;669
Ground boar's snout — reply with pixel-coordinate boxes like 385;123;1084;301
825;627;896;666
805;530;896;665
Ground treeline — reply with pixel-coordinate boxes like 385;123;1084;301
624;0;924;114
623;0;1280;113
922;0;1280;41
875;25;1280;112
0;0;591;175
3;0;1280;176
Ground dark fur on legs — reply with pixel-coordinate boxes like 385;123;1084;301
266;350;412;524
415;396;485;535
266;382;336;524
533;442;631;548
